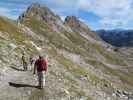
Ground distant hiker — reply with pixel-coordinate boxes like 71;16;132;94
21;53;28;71
33;55;48;89
29;56;36;70
30;57;35;66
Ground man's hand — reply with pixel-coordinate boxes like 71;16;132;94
33;71;36;75
33;64;36;75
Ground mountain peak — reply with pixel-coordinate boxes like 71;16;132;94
18;3;59;23
18;3;65;32
64;16;80;28
64;16;90;33
64;16;90;30
64;16;100;40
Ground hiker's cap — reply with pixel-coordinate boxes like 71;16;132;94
39;55;43;59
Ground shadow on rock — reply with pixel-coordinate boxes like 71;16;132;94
10;66;24;71
9;82;38;88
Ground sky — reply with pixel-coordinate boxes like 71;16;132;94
0;0;133;30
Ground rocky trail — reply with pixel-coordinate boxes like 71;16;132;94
0;59;82;100
0;65;63;100
0;65;37;100
0;62;132;100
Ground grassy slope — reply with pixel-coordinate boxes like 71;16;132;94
0;14;132;99
20;15;133;89
0;17;29;43
18;13;133;97
0;16;38;55
22;15;126;65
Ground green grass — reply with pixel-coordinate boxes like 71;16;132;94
61;30;126;66
56;54;87;77
87;59;133;89
0;17;39;66
67;84;93;100
0;17;31;44
20;15;133;89
22;16;95;58
64;75;78;85
86;59;116;75
91;43;126;66
117;71;133;89
21;14;127;68
20;12;128;65
48;47;104;86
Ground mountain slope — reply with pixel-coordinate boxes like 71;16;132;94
64;16;100;41
0;3;132;100
19;4;125;66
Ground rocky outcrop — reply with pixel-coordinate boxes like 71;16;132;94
18;3;66;33
112;90;133;100
64;16;82;29
64;16;100;40
19;3;60;22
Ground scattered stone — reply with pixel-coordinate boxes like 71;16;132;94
104;83;108;88
8;43;17;49
64;89;69;95
80;75;88;81
113;89;133;100
27;90;31;95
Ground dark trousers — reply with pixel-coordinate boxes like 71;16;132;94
23;62;28;71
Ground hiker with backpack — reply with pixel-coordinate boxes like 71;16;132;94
21;52;28;71
29;55;36;71
33;55;48;89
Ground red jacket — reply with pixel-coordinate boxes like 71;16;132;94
35;59;48;72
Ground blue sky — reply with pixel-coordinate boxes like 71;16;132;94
0;0;133;30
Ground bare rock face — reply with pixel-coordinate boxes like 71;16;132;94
64;16;91;32
19;3;60;22
64;16;81;29
18;3;65;33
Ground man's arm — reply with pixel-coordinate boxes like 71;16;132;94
45;59;48;72
33;62;37;74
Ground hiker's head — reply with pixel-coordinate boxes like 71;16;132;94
22;51;26;55
39;55;43;59
38;52;47;59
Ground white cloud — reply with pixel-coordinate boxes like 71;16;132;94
44;0;79;17
0;7;17;19
78;0;133;28
44;0;77;7
43;0;133;28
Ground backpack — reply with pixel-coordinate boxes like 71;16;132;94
36;59;47;72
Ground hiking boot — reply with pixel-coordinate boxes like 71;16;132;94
41;85;44;89
37;85;43;89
